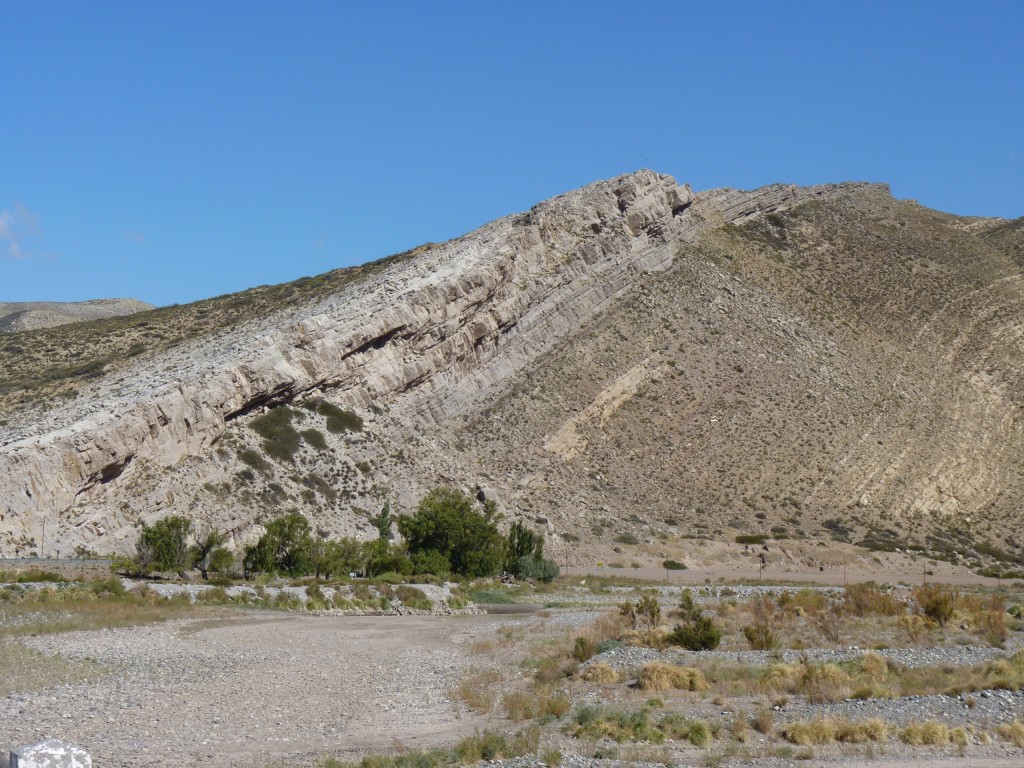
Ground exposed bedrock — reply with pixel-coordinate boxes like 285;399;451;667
0;170;876;553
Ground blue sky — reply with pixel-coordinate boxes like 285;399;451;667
2;2;1021;306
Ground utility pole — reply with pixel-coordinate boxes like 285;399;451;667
41;519;45;560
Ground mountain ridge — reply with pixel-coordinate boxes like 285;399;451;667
1;171;1022;575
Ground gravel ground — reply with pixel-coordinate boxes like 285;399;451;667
588;642;1020;671
0;613;501;767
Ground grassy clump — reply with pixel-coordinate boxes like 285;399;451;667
320;728;538;768
577;663;619;683
394;585;432;611
636;662;709;692
569;706;714;747
782;718;888;745
996;720;1024;748
901;720;950;746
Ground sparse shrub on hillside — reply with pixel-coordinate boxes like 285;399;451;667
735;534;767;545
318;401;363;433
662;559;687;570
250;407;302;463
238;448;271;474
300;428;327;451
613;532;640;546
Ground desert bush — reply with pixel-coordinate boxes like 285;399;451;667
857;652;889;681
735;534;767;545
456;669;499;713
971;596;1008;647
667;615;721;651
90;578;127;598
783;718;887;745
455;727;538;762
950;726;969;748
662;560;687;570
300;428;327;451
743;622;778;650
514;554;559;582
502;690;570;721
572;637;597;663
813;598;844;643
797;662;850;703
636;663;708;692
899;614;933;644
752;709;774;734
843;583;905;617
913;584;956;626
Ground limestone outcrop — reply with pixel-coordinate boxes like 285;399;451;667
0;171;938;555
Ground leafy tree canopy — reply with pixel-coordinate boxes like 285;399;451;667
398;487;504;578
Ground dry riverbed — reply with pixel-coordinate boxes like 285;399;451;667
1;612;505;767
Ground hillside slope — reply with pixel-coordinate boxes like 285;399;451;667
0;171;1021;573
0;298;154;332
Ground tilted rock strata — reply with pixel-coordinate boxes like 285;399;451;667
0;171;886;554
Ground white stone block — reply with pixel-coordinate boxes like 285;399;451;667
10;740;91;768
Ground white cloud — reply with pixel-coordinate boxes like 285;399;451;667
0;202;40;259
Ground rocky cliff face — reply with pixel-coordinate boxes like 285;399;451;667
2;170;1022;567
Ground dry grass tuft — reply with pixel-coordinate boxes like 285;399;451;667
455;669;501;714
858;652;889;680
636;662;709;692
901;720;949;745
578;662;619;684
995;720;1024;748
783;718;888;746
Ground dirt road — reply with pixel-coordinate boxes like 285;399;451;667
566;565;1011;587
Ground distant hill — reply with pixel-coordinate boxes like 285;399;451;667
0;298;154;332
1;170;1022;578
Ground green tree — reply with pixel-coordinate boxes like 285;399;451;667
505;520;544;570
208;547;235;576
188;528;229;580
136;516;192;573
371;501;393;541
246;511;313;576
398;487;504;578
309;536;363;580
363;539;413;577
